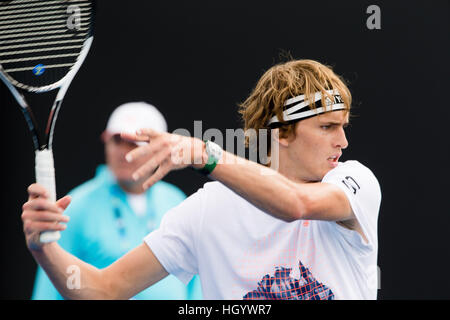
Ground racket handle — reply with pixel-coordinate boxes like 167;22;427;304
35;149;61;243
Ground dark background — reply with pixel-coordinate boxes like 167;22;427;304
1;0;449;300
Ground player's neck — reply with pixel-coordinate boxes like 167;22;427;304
278;163;309;183
277;150;310;184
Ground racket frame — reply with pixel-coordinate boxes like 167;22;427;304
0;2;94;243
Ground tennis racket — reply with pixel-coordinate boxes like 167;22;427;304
0;0;95;243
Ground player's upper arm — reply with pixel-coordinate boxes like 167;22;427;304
296;161;381;225
298;182;354;222
297;161;381;248
101;243;169;299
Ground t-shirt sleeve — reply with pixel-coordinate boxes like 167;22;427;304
144;187;206;285
321;161;381;252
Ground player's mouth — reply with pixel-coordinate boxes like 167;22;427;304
327;154;341;168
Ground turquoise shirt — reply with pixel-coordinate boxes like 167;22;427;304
32;165;202;300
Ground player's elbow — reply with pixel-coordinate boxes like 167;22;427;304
93;269;125;300
281;190;310;222
57;268;116;300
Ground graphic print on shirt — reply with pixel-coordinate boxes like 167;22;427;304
243;260;335;300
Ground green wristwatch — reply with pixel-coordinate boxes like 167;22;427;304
197;140;223;175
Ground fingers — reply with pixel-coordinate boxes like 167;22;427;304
120;131;150;144
124;131;200;190
130;144;172;182
120;128;160;145
23;197;63;213
22;195;71;236
23;220;67;234
56;195;72;210
22;209;69;223
135;128;160;138
125;136;166;164
27;183;49;200
22;207;69;235
142;160;172;190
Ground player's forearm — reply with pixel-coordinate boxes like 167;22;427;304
30;243;113;300
210;151;307;221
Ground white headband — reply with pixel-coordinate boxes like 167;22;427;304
267;89;346;126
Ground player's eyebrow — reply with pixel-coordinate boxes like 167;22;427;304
319;120;349;126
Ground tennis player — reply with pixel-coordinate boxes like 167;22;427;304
22;59;381;299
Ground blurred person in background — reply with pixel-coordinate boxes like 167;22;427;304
32;102;202;300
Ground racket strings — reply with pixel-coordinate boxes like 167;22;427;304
0;12;89;26
0;0;93;90
0;39;85;50
0;28;89;40
0;45;85;57
0;1;91;14
0;21;89;36
0;33;89;45
0;3;91;23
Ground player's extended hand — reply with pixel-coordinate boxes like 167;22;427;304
21;184;71;251
121;129;206;190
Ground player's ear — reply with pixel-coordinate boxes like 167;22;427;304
272;128;290;148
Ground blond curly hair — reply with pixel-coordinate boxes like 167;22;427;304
238;59;352;159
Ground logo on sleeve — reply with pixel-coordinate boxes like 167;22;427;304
342;176;360;194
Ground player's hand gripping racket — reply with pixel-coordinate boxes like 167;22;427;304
0;0;94;243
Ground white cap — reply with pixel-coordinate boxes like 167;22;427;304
104;102;167;145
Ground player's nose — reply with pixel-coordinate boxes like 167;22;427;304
334;127;348;150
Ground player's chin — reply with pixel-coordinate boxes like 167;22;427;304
317;163;336;180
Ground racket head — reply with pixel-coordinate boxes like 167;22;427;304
0;0;95;93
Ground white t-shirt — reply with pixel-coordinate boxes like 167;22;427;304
144;160;381;300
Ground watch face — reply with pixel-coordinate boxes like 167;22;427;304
206;141;223;160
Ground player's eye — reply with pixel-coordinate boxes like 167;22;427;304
320;125;331;130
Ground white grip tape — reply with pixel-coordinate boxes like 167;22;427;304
35;149;61;243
